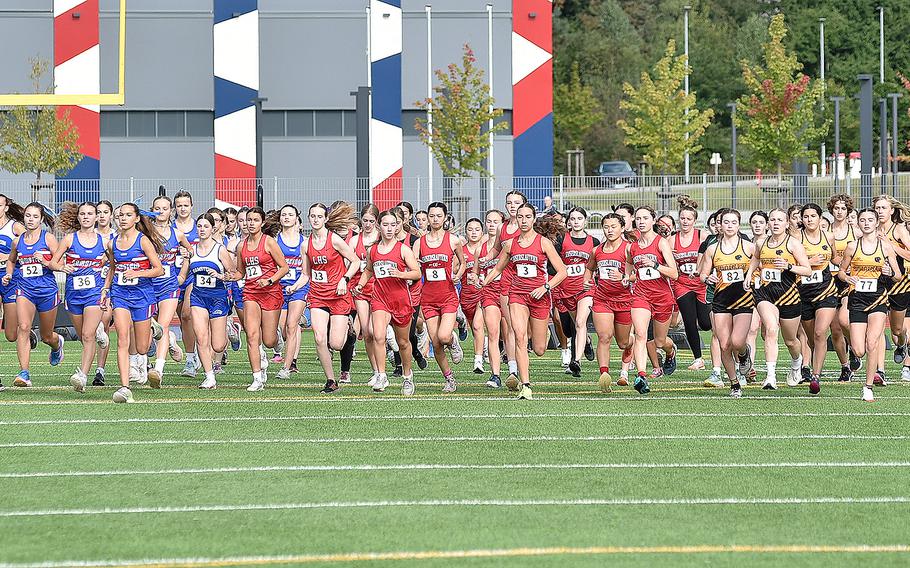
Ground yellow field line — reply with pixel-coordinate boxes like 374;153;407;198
54;544;910;568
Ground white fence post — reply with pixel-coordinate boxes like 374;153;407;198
558;174;564;211
702;173;708;220
273;177;278;209
129;177;134;203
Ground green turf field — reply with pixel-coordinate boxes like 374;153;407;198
0;330;909;568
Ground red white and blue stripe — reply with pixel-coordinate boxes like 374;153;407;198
214;0;259;207
369;0;402;210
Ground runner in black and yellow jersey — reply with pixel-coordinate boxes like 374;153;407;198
828;194;861;377
873;195;910;384
746;208;812;391
699;209;754;398
838;208;903;402
798;203;841;392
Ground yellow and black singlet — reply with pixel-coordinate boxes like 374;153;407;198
883;223;910;296
755;236;799;307
711;236;754;310
848;239;889;313
798;230;838;303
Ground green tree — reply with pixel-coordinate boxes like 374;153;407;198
618;39;714;174
737;14;828;179
0;58;82;184
414;44;506;187
554;61;604;173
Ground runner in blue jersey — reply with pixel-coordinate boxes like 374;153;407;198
103;203;164;404
275;205;307;379
91;200;116;387
50;203;110;392
173;190;200;377
204;206;233;373
178;213;239;389
2;203;64;387
147;195;193;387
0;195;26;386
225;207;248;353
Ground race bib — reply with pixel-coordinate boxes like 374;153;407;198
245;265;262;280
516;264;538;278
829;262;840;274
0;259;7;271
566;264;585;277
426;268;447;282
679;263;697;275
599;266;615;280
21;263;43;278
175;255;184;268
761;268;781;283
374;263;392;279
116;271;137;286
801;270;824;284
284;269;297;282
100;266;110;278
720;269;744;284
73;274;96;290
311;270;328;283
195;273;216;289
637;266;660;281
359;260;367;272
856;278;878;293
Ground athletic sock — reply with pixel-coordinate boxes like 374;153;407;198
767;362;776;375
96;367;105;376
205;370;215;382
712;366;722;375
508;360;518;375
474;354;483;367
600;366;609;374
187;352;197;365
791;356;802;370
154;358;165;374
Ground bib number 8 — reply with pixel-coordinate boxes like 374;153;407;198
426;268;446;282
517;264;538;278
721;269;744;284
566;264;585;277
856;278;878;293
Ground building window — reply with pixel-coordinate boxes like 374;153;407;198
262;111;285;136
314;110;343;136
286;111;314;137
156;111;185;137
185;112;214;137
101;111;214;138
100;112;127;137
127;111;156;137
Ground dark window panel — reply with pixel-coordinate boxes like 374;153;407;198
157;111;186;137
262;111;285;136
101;111;127;137
127;111;157;137
186;111;214;137
402;109;425;136
342;110;357;137
286;110;314;137
314;110;342;136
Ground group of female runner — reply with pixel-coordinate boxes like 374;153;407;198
0;189;904;403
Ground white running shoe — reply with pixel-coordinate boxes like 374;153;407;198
227;321;242;351
386;326;399;352
112;387;133;403
417;328;430;358
277;368;291;380
246;378;265;392
561;348;571;369
901;367;910;382
128;358;140;383
95;323;109;349
450;340;464;365
168;331;183;362
862;386;875;402
786;367;802;387
442;375;457;393
367;373;379;387
70;369;86;393
276;329;285;354
199;377;217;389
401;375;415;396
259;345;269;374
761;375;778;390
704;372;724;388
372;374;389;392
150;318;163;341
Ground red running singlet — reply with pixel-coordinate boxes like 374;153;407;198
508;233;551;320
555;233;595;312
370;240;413;327
592;241;632;325
672;229;706;302
629;235;675;322
351;234;376;300
480;241;501;309
306;232;352;315
241;234;283;311
418;233;459;320
460;245;482;322
498;220;520;297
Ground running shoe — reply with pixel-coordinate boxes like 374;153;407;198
112;386;133;403
276;368;290;380
181;359;197;378
95;323;109;349
48;335;64;367
617;371;629;387
450;340;464;365
633;375;650;394
687;358;706;371
392;364;403;377
517;383;533;400
584;337;595;361
70;369;86;393
321;379;340;394
442;375;457;393
146;342;156;359
367;373;379;388
418;328;430;358
486;374;501;389
902;367;910;382
0;379;4;392
839;366;853;382
568;360;582;378
746;367;757;383
561;348;571;370
704;372;724;388
848;347;862;372
505;373;520;392
213;363;224;375
809;375;821;395
339;371;352;384
662;348;677;376
736;344;752;378
92;368;105;387
874;369;888;386
598;371;612;393
400;375;415;396
289;361;299;374
473;361;484;375
894;343;906;365
167;331;183;362
649;367;663;379
414;350;428;371
14;370;31;387
271;353;283;364
800;366;812;384
786;367;802;387
862;385;875;402
246;378;265;392
228;321;242;351
457;313;468;342
28;329;37;350
730;382;743;398
761;376;777;390
150;318;163;341
199;377;217;389
372;374;389;392
147;368;162;389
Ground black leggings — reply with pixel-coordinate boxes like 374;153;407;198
676;291;711;359
394;308;424;368
558;310;576;358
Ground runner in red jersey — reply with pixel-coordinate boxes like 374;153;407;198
585;213;633;393
413;202;466;393
555;207;598;377
300;203;360;393
354;209;422;395
672;196;711;371
627;206;679;395
389;206;429;374
483;203;567;400
460;217;486;374
236;207;288;392
348;204;382;383
477;210;505;387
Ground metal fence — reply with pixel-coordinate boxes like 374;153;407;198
2;172;907;226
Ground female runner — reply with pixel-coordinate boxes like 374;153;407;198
179;212;238;389
353;209;422;394
3;203;64;387
479;209;506;388
746;208;811;390
225;207;248;350
838;208;901;401
585;213;633;392
413;202;466;393
482;203;567;400
103;204;164;403
699;208;754;398
799;203;842;392
52;203;109;392
874;195;910;384
828;194;861;378
173;190;201;377
0;196;25;361
349;205;382;385
236;207;288;392
699;211;725;387
92;200;116;386
274;205;307;380
627;206;679;394
555;207;597;377
671;196;710;370
461;217;486;374
300;203;359;393
745;210;768;380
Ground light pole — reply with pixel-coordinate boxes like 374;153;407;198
879;6;885;84
683;5;691;181
831;96;844;190
888;92;902;193
425;5;433;203
819;17;826;176
252;96;268;207
486;2;494;210
728;102;737;203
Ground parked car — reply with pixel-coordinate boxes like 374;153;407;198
595;161;637;188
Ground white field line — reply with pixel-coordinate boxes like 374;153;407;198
2;462;910;479
0;411;905;426
0;496;908;519
1;433;908;449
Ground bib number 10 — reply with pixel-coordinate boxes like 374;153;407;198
566;264;585;277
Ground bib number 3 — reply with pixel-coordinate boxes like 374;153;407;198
517;264;538;279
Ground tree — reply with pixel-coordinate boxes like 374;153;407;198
617;39;714;174
414;44;506;189
0;58;82;184
737;14;827;179
554;61;604;172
